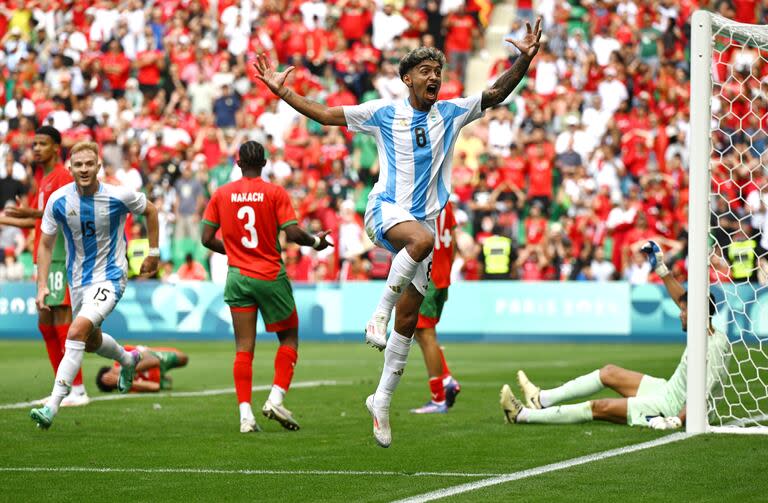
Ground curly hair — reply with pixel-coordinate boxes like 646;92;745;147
398;47;446;79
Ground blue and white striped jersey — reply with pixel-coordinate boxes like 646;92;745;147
344;95;483;221
41;182;147;290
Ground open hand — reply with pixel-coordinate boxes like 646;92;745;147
313;230;334;251
505;17;543;59
36;286;51;312
252;53;295;96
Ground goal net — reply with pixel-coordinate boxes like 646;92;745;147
688;11;768;434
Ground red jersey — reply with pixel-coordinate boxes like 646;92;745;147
34;164;73;262
203;176;298;280
431;203;457;289
101;52;132;91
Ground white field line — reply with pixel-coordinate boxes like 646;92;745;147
0;467;498;478
393;432;689;503
0;380;347;410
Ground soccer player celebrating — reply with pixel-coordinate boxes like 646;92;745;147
0;126;89;406
500;241;732;430
201;141;332;433
411;202;461;414
254;18;543;448
29;141;160;429
96;345;189;393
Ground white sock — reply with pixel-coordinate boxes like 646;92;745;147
375;249;420;317
46;340;85;415
373;331;412;410
95;332;132;366
71;384;86;395
517;402;594;424
442;375;454;387
268;385;285;406
239;402;254;421
539;369;604;408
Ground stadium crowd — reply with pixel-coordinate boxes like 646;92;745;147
0;0;766;285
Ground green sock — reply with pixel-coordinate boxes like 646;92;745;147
519;402;593;424
539;369;603;407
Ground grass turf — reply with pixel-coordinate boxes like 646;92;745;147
1;340;766;502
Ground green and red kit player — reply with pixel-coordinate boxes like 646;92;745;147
411;202;461;414
96;345;189;393
0;126;88;406
201;141;332;433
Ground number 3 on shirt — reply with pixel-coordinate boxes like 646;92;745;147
237;206;259;249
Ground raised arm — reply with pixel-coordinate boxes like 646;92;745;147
481;17;542;110
252;54;347;127
640;240;686;307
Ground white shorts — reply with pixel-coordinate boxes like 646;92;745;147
626;375;679;427
71;279;126;328
364;196;435;296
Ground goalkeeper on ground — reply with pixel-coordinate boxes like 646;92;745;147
500;241;731;430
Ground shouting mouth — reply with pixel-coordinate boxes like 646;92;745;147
425;84;439;99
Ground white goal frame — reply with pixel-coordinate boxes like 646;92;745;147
688;10;768;435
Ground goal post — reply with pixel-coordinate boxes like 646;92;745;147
688;11;768;434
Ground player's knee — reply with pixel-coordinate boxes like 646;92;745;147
590;399;605;417
599;364;618;385
406;233;434;262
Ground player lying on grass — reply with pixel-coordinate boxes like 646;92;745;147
253;17;542;448
500;241;732;430
96;346;188;392
201;141;332;433
30;141;159;429
0;126;89;407
411;203;461;414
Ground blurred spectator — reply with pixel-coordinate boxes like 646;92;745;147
173;164;205;243
177;253;207;281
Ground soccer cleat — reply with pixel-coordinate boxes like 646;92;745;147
30;406;54;430
262;400;300;431
240;417;261;433
500;384;524;424
365;312;389;351
445;378;461;408
516;370;542;409
118;350;142;394
61;392;90;408
365;394;391;448
410;401;448;414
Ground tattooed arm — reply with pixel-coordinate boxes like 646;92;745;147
481;17;543;110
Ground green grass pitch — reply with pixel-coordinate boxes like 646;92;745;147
1;340;767;502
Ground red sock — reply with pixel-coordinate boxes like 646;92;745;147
54;324;83;386
438;347;452;381
233;352;254;404
273;345;298;391
429;377;446;404
39;323;63;375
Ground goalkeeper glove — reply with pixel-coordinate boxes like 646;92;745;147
648;416;682;430
640;240;669;277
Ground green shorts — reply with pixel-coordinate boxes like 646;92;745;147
224;267;298;331
626;375;681;427
416;281;448;329
148;350;182;390
44;262;70;307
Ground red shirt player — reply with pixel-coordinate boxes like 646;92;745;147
411;203;461;415
201;140;332;434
